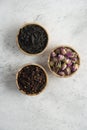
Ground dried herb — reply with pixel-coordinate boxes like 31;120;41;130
17;65;47;95
18;24;48;54
49;46;80;77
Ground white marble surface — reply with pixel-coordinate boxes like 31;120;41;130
0;0;87;130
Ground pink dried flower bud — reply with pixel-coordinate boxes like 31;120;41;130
73;52;78;57
51;51;56;57
66;51;73;58
61;48;67;55
61;63;67;70
58;54;65;61
58;71;65;76
72;57;78;63
67;60;72;67
72;64;79;72
65;67;71;75
55;48;60;54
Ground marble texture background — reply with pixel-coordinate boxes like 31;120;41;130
0;0;87;130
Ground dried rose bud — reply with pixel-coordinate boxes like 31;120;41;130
72;64;79;72
66;48;72;52
57;62;61;68
65;58;71;64
51;51;56;57
68;63;72;67
67;59;72;67
72;57;78;63
55;48;60;54
58;71;65;76
66;51;73;58
58;54;65;61
53;57;58;62
61;47;67;55
50;61;54;67
73;52;78;57
61;63;67;70
65;67;71;75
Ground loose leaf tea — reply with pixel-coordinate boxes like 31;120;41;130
49;46;80;77
17;65;47;95
18;24;48;54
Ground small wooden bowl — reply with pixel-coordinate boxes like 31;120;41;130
16;63;48;96
48;45;80;78
16;23;49;56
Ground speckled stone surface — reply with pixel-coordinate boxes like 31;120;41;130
0;0;87;130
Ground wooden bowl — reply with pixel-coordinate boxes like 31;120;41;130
16;64;48;96
48;45;80;78
16;23;49;56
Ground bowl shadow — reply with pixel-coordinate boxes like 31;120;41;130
3;65;20;94
3;25;21;56
35;46;53;75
